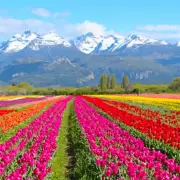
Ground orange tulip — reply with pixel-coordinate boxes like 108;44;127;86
0;97;62;133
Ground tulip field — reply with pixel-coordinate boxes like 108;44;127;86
0;95;180;179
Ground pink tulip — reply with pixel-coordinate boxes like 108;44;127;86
105;167;112;176
2;97;72;179
74;96;180;179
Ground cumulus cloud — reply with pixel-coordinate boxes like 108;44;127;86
0;15;121;41
74;21;106;35
60;20;120;39
0;9;180;43
32;8;70;18
0;16;55;38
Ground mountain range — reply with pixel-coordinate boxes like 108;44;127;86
0;30;180;87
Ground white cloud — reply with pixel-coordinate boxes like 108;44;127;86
0;16;121;41
32;8;70;18
60;20;120;39
0;16;55;39
75;20;106;35
32;8;51;17
0;10;180;43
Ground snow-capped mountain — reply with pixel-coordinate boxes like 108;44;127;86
0;30;175;55
71;33;169;54
27;32;71;51
72;32;104;54
108;34;169;53
0;30;38;53
0;31;71;53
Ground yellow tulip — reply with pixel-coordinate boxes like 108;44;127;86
91;95;180;111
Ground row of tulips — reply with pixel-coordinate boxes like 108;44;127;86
102;99;180;128
0;97;62;133
94;95;180;111
83;96;180;149
115;94;180;99
0;96;50;107
75;97;180;179
137;94;180;99
88;99;180;164
0;110;14;117
0;96;43;101
0;96;72;179
0;96;23;101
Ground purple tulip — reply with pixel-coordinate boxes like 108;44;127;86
0;96;50;107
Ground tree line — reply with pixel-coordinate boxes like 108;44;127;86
99;74;116;90
1;76;180;95
99;73;133;91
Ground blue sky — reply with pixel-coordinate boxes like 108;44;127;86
0;0;180;42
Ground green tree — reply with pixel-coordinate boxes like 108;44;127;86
121;75;129;90
103;74;107;90
107;74;111;89
100;73;107;91
111;74;117;89
168;77;180;91
100;74;104;90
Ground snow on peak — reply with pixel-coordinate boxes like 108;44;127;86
72;32;169;54
106;36;126;52
72;32;104;54
0;30;39;53
125;34;168;47
11;30;38;41
42;32;62;40
103;33;169;51
0;31;71;53
28;32;71;50
93;35;125;53
99;36;116;51
177;41;180;47
77;33;169;54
